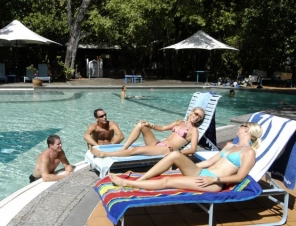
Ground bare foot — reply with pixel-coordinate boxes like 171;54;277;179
91;147;105;158
109;173;127;186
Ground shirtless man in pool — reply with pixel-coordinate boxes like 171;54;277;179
84;108;124;149
29;135;73;183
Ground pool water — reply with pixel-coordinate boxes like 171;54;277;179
0;88;295;201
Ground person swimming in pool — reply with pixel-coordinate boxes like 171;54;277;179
121;85;127;99
30;135;74;183
121;85;149;99
90;107;205;158
109;122;262;192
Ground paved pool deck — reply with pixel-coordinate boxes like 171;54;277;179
1;78;296;226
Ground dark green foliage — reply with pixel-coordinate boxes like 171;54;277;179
0;0;295;81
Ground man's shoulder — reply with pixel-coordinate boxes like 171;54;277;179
108;120;119;127
87;122;97;129
38;149;50;160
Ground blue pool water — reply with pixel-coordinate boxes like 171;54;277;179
0;88;295;201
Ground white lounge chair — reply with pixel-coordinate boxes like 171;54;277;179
0;63;8;83
37;64;51;82
85;92;222;178
95;112;296;226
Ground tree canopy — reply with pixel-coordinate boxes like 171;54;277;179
0;0;295;80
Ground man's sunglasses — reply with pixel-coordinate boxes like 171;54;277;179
97;113;107;118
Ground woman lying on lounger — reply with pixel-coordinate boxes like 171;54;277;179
90;107;205;158
109;122;262;192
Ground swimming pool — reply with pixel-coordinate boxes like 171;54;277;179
0;88;295;201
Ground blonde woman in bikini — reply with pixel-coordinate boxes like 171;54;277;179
91;107;205;158
109;122;262;192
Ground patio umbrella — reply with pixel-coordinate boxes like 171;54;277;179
0;20;61;77
161;30;238;82
0;20;61;46
161;30;238;51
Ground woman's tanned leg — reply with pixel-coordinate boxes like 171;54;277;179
138;151;201;180
121;122;157;150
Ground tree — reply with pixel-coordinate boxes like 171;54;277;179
65;0;92;79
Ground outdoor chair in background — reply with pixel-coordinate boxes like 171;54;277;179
123;69;134;83
253;69;270;86
280;72;293;87
0;63;8;83
37;64;51;82
248;75;259;85
133;74;143;83
272;72;293;87
123;69;143;83
24;69;35;82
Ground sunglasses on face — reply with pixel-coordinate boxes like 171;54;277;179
193;112;203;118
97;113;107;118
240;124;248;128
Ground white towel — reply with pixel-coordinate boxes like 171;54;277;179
85;145;164;178
247;113;296;183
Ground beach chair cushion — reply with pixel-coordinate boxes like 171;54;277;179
95;170;262;225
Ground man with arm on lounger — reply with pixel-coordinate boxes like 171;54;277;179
29;134;73;183
84;108;124;149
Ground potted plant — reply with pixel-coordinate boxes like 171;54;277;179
26;64;43;86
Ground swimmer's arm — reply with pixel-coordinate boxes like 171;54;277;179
39;156;70;182
60;150;73;172
84;124;98;147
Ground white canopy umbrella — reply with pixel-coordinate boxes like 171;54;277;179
161;30;238;50
161;30;238;83
0;20;61;77
0;20;61;46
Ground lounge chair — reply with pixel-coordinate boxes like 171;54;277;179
0;63;8;83
85;92;222;178
37;64;51;82
95;112;296;226
23;69;36;82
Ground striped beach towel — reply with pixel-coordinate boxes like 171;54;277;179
94;170;262;225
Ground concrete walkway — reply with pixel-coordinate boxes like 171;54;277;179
1;77;295;90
